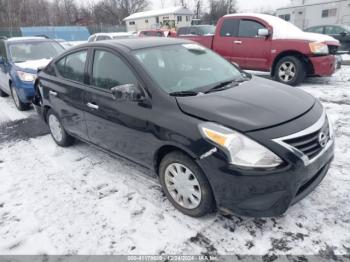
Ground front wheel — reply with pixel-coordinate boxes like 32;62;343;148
159;151;215;217
274;56;306;86
47;110;74;147
11;85;30;111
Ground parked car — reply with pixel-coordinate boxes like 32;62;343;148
0;37;64;110
33;38;334;218
177;14;340;86
305;24;350;53
177;25;216;36
139;29;177;37
88;32;135;42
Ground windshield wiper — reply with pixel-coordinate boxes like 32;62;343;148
169;90;199;97
204;78;249;94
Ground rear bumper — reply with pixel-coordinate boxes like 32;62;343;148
310;55;337;77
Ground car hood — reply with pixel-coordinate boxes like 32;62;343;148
14;58;52;72
176;77;316;132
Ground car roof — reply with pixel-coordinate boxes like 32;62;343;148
92;32;133;37
5;37;55;43
84;37;192;51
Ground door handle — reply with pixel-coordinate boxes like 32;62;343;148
234;40;242;44
49;90;58;96
87;102;99;110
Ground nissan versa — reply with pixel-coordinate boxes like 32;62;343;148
33;38;334;217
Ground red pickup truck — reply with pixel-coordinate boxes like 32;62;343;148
177;14;340;85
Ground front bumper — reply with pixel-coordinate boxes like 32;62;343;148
310;55;337;77
15;82;35;103
198;140;334;217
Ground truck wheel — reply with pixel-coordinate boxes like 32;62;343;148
159;151;215;217
11;85;30;111
0;88;8;97
47;109;75;147
274;56;306;86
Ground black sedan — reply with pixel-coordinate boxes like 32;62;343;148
305;24;350;52
33;38;334;217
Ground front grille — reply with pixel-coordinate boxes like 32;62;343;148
283;119;330;160
328;45;338;55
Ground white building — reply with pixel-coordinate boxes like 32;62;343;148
124;6;194;32
276;0;350;29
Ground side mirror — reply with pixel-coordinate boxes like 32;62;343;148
340;31;348;37
258;28;270;37
111;84;144;102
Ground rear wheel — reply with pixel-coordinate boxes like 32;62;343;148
11;85;30;111
274;56;306;86
47;109;74;147
159;151;215;217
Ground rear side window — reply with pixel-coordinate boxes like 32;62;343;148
306;26;324;34
177;27;188;35
220;19;236;37
92;50;138;90
238;20;265;38
56;50;87;83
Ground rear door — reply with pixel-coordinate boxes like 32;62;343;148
213;18;238;62
231;19;271;70
47;49;89;140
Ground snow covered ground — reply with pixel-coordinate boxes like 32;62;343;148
0;67;349;258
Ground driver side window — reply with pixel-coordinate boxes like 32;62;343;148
238;19;266;38
92;50;138;90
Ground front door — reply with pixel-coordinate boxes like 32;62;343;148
83;48;153;165
231;19;271;71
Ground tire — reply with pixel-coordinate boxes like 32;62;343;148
47;109;74;147
10;85;30;111
159;151;215;217
0;88;8;97
274;56;306;86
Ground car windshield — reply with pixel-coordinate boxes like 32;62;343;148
133;44;244;94
9;41;64;62
199;25;216;35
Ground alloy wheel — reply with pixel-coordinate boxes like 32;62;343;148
278;62;296;82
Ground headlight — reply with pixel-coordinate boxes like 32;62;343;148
199;122;283;168
17;71;36;82
309;42;329;55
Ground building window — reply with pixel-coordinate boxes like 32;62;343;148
186;16;191;22
322;8;337;18
145;19;148;23
156;16;159;23
177;16;182;22
129;21;135;25
279;14;291;21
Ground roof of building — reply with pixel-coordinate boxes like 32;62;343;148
124;6;193;21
